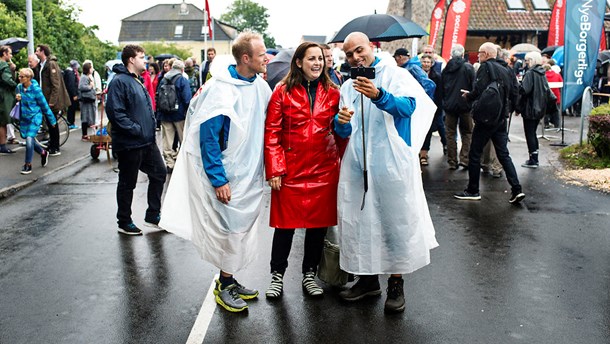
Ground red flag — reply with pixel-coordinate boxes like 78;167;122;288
428;0;446;49
600;27;607;51
205;0;213;39
547;0;565;46
441;0;472;61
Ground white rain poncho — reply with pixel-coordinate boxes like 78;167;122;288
338;57;439;275
159;60;272;274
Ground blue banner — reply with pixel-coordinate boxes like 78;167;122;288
562;0;606;112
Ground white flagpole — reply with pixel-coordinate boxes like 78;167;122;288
202;6;208;84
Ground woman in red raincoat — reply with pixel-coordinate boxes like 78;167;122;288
264;42;348;298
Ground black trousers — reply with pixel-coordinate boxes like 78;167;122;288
467;119;521;194
66;99;78;126
44;111;60;151
270;227;328;275
116;144;167;226
522;118;539;154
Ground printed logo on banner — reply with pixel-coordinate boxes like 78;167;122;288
453;0;467;14
434;8;443;19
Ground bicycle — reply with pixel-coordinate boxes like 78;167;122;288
12;113;70;149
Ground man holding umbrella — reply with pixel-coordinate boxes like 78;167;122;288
335;32;438;313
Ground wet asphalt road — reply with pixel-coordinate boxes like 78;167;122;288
0;117;609;344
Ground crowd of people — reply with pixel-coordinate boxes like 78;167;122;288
2;32;563;315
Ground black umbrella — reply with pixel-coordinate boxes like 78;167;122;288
0;37;28;54
266;49;294;90
329;14;427;43
541;45;560;57
154;54;179;63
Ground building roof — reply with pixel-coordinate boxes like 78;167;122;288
469;0;553;32
118;3;237;42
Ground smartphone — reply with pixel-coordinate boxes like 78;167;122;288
350;67;376;79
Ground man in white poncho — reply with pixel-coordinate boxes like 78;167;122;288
335;32;438;313
159;32;271;313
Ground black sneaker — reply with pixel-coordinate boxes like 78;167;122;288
521;160;539;168
144;214;161;229
117;222;143;236
48;149;61;156
454;190;481;200
41;150;48;167
384;277;405;313
20;164;32;175
339;275;381;301
509;192;526;204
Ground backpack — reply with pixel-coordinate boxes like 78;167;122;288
472;62;505;126
156;74;181;113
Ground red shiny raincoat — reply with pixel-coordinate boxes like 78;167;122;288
264;82;346;229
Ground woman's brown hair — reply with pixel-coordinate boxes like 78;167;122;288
281;42;337;93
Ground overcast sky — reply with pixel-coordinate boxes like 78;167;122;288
67;0;388;48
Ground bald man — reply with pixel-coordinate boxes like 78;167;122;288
335;32;438;313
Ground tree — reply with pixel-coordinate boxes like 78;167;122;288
220;0;276;48
140;41;193;61
0;0;117;78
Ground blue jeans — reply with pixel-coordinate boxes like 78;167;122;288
466;119;521;194
25;136;44;164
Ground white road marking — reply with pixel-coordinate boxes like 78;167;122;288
186;274;218;344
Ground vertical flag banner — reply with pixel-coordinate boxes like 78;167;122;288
561;0;607;112
548;0;566;46
428;0;446;50
205;0;213;39
600;27;607;51
441;0;472;61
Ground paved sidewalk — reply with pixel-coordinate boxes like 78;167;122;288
0;126;94;199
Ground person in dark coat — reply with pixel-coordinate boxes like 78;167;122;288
63;60;80;128
106;44;167;236
516;51;549;168
157;59;192;173
441;44;475;170
454;42;525;204
34;44;70;156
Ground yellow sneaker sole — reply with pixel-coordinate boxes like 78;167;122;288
214;294;248;313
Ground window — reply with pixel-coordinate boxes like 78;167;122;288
174;25;183;37
505;0;525;10
531;0;550;10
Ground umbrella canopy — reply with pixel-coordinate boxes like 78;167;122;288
0;37;28;54
154;54;179;63
541;45;560;57
266;49;294;90
509;43;541;54
329;14;428;43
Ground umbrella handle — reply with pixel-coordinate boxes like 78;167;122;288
360;93;368;210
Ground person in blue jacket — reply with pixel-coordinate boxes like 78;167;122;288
106;44;167;236
15;68;56;174
393;48;436;99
